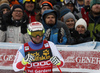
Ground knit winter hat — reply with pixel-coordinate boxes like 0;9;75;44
0;3;10;11
41;1;53;9
60;6;71;18
90;0;100;8
11;4;24;13
75;18;87;30
64;12;76;23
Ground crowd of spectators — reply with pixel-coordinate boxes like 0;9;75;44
0;0;100;45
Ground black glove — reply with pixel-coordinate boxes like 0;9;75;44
0;11;6;31
71;30;80;39
84;5;90;12
44;29;51;41
92;30;100;41
21;13;29;34
58;27;64;43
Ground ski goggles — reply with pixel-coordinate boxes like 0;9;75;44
27;30;44;38
64;0;75;4
23;0;35;3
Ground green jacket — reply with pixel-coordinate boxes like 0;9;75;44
88;13;100;40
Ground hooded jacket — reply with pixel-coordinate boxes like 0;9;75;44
42;10;67;45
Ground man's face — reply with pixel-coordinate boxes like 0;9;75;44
25;2;35;11
77;0;84;5
66;4;74;12
84;0;91;6
32;36;43;44
41;6;51;14
12;8;23;20
45;14;56;26
91;4;100;15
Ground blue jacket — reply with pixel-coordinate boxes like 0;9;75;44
42;10;67;45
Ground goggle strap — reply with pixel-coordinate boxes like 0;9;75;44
27;29;31;35
43;29;45;33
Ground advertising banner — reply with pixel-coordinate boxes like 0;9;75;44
0;42;100;73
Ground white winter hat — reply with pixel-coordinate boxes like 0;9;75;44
75;18;87;30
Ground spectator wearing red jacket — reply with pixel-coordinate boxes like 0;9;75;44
23;0;37;23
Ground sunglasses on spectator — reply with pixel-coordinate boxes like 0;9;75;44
14;10;23;13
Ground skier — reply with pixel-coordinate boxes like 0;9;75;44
13;22;64;73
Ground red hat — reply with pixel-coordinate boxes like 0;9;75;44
41;1;53;9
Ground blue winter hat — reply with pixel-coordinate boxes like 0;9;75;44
60;7;71;18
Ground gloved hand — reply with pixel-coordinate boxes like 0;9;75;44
58;27;64;43
50;56;61;65
84;5;90;12
21;54;35;65
92;30;100;41
71;30;80;39
44;29;51;41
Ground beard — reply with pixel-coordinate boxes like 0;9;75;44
32;39;43;44
91;10;100;16
46;21;56;26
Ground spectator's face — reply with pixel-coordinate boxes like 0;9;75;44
84;0;91;6
41;6;51;14
65;18;75;29
12;8;23;20
25;2;35;11
76;25;85;34
91;4;100;15
32;36;43;44
45;14;56;25
66;4;74;12
77;0;84;5
2;8;10;14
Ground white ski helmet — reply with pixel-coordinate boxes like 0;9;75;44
27;22;45;36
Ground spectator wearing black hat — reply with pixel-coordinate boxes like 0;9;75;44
0;3;10;31
0;4;30;43
63;0;79;20
0;3;10;14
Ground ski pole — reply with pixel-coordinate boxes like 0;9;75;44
23;63;28;73
57;65;62;73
